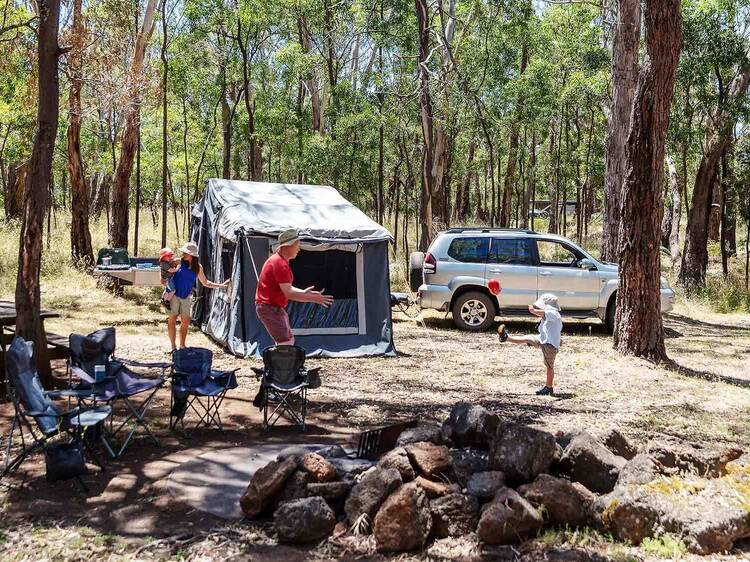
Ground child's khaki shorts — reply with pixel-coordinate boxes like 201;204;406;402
522;335;558;369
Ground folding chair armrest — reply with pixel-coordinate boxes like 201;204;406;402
209;367;239;379
46;389;89;399
69;365;94;384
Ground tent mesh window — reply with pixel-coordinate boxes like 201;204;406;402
287;249;359;331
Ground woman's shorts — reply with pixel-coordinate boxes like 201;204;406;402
256;303;293;343
168;294;193;317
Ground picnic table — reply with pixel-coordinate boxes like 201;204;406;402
0;300;66;393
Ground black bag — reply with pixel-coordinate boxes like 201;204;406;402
45;442;88;482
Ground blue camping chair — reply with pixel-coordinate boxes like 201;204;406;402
169;347;238;436
68;327;169;458
2;337;111;487
251;345;321;432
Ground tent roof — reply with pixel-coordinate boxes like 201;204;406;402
200;179;392;243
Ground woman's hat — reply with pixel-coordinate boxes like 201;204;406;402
277;229;300;247
178;242;199;258
532;293;560;310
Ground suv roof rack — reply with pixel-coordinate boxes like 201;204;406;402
445;227;537;234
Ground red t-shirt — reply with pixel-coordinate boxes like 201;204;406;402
255;253;293;308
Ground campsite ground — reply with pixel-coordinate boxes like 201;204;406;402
1;275;750;561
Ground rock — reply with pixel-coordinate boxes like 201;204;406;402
489;424;557;483
273;496;336;543
329;457;376;479
452;448;489;487
559;432;626;493
429;493;480;538
240;457;298;518
440;403;500;449
466;471;506;501
274;470;310;509
597;469;750;554
476;487;543;544
314;444;348;459
646;439;742;478
518;474;595;527
405;441;453;478
378;447;415;482
396;424;443;446
415;475;460;498
307;481;353;502
602;429;638;460
373;482;432;552
301;453;338;483
427;535;481;561
555;430;576;450
616;453;668;488
276;445;314;462
344;467;402;525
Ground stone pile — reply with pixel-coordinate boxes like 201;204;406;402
239;403;750;555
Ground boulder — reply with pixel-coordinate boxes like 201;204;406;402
240;457;298;518
602;429;638;460
276;445;314;462
274;496;336;543
315;444;349;459
451;448;489;487
555;430;576;450
397;424;443;446
597;470;750;554
429;493;480;538
405;441;453;478
301;453;338;483
274;469;310;509
646;439;742;478
559;432;626;493
373;482;432;552
329;457;376;479
307;481;353;514
440;403;500;449
476;487;543;544
616;453;668;488
344;467;402;525
489;424;557;483
415;475;460;498
466;471;506;501
378;447;415;482
518;474;595;527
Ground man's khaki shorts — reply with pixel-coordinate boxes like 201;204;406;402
168;294;193;317
522;335;558;369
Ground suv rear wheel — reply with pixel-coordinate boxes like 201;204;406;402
452;291;496;331
605;297;616;333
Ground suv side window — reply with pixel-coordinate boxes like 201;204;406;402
447;237;489;263
536;240;583;267
489;238;534;265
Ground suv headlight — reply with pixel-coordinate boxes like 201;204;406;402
660;276;670;289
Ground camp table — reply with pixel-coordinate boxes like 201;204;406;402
0;300;64;394
93;264;162;287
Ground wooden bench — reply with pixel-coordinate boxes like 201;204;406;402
1;328;70;360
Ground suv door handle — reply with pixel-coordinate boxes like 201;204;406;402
488;268;502;273
539;271;552;276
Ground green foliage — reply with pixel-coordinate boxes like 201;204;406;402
640;534;689;558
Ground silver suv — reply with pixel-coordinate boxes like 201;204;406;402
415;228;675;332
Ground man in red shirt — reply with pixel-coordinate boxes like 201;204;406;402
255;229;333;344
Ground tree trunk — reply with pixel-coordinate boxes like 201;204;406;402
708;165;721;242
15;0;61;389
161;0;168;248
67;0;93;268
298;17;323;134
237;20;263;181
109;0;158;249
666;153;682;268
456;138;475;222
601;0;641;262
5;162;26;220
679;65;750;288
720;144;736;276
523;129;536;229
613;0;681;362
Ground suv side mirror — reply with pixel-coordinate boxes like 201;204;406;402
579;258;597;271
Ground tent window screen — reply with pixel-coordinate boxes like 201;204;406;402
287;249;362;334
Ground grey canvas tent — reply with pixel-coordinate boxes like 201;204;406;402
189;179;396;358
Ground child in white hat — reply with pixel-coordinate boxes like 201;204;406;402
497;293;562;396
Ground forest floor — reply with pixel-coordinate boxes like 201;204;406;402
1;276;749;561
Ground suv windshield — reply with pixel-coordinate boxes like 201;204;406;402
447;237;489;263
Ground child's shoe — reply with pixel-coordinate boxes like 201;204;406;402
497;324;508;342
535;385;554;396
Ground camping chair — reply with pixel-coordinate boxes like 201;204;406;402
2;337;111;488
169;347;238;436
251;345;321;432
67;327;169;458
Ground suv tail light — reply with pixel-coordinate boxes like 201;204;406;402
423;252;437;274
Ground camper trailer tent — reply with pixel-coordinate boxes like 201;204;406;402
190;179;396;358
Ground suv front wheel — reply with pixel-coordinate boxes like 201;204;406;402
452;291;496;331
